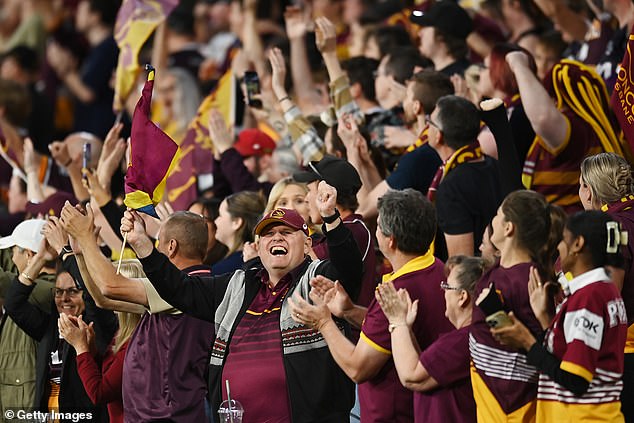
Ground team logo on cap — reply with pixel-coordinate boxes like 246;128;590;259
271;209;285;219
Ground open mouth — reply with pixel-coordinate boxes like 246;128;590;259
270;246;288;256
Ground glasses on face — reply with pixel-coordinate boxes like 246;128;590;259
440;281;461;291
53;287;83;298
425;115;441;130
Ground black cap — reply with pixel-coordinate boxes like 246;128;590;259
410;1;473;40
293;156;362;195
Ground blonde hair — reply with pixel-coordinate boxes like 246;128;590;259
265;177;309;214
113;311;142;354
581;153;634;206
116;259;146;279
111;259;145;353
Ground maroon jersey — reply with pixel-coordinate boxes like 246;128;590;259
360;255;453;422
522;110;602;213
470;262;543;416
417;326;476;423
537;268;626;421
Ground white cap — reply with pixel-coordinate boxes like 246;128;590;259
0;219;46;253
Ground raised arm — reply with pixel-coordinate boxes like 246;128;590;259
533;0;587;42
4;237;57;341
209;110;272;194
242;0;266;77
315;17;363;122
269;47;325;164
337;115;382;201
120;210;227;322
506;52;568;154
285;6;322;112
60;203;149;308
75;253;146;314
23;138;45;204
313;181;363;298
480;98;523;195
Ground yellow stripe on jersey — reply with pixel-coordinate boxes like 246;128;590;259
245;307;281;315
560;361;594;382
533;171;580;186
360;332;391;355
537;398;624;422
544;193;585;206
470;362;536;422
625;323;634;354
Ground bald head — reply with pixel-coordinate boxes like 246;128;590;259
162;211;208;262
64;132;103;168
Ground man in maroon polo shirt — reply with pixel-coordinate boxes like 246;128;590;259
120;181;363;422
290;189;454;421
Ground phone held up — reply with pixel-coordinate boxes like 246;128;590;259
82;143;91;180
244;71;263;109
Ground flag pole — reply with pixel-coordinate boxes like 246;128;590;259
115;110;124;125
116;231;128;275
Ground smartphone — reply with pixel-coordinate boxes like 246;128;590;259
243;71;263;109
82;143;91;178
485;310;513;328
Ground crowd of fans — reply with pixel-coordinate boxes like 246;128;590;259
0;0;634;422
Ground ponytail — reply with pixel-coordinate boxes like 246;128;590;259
566;211;625;269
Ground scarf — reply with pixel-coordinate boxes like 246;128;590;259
601;194;634;214
427;142;483;202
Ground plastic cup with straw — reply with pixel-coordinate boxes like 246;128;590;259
218;379;243;423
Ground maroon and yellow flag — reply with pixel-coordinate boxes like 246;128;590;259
612;25;634;152
164;70;236;210
124;67;181;217
113;0;179;112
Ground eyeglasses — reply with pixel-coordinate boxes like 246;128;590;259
440;281;461;291
53;287;83;298
425;115;441;130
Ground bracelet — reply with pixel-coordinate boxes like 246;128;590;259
388;322;407;333
321;208;340;224
59;245;73;258
21;272;35;284
278;96;290;103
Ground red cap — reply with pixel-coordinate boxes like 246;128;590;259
234;129;276;158
254;208;309;236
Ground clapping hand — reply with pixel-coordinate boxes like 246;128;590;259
309;275;354;319
58;314;95;355
289;291;332;331
375;281;418;328
60;202;94;242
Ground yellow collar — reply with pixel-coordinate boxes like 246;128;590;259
382;249;435;283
